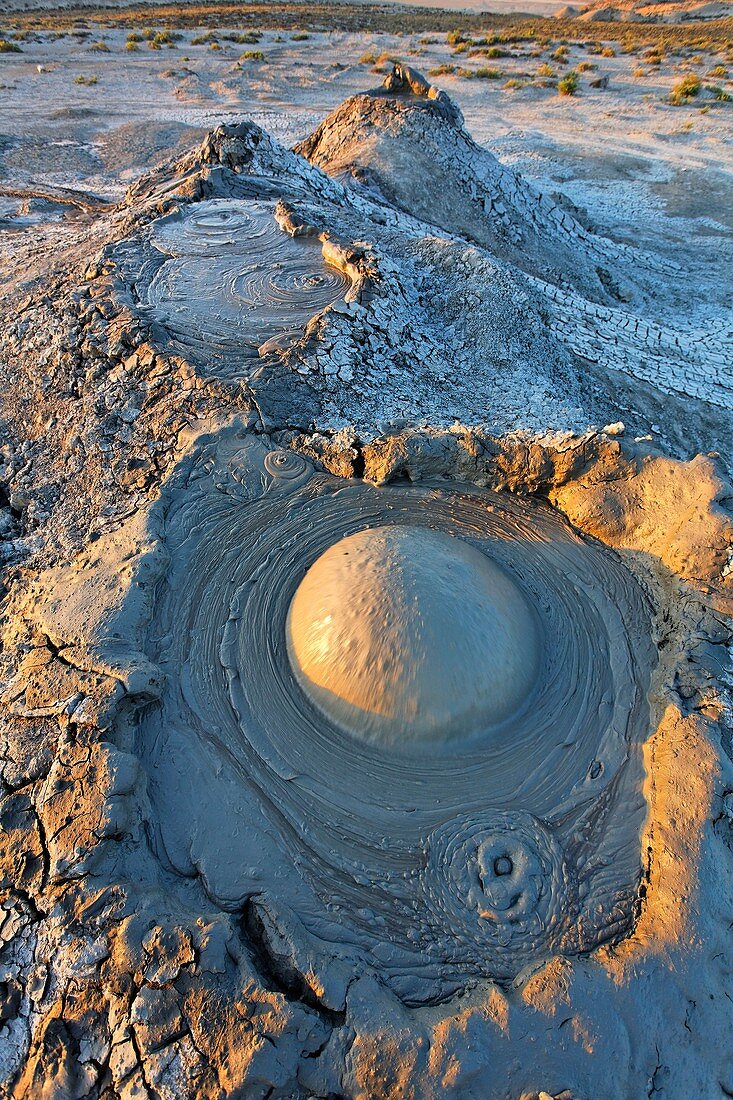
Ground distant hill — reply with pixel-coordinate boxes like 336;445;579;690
556;0;733;20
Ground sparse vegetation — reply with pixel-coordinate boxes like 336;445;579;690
669;73;701;104
221;31;260;43
6;3;733;59
558;69;579;95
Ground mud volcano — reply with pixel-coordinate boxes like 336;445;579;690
144;432;653;1004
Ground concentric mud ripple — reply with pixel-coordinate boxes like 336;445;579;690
139;200;349;373
144;434;655;1003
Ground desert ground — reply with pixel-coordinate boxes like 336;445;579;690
0;5;732;1100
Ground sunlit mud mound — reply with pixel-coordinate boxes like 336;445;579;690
296;63;649;303
296;65;733;421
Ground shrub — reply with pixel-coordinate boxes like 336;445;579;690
552;45;569;60
89;41;110;51
370;51;396;71
359;50;377;64
458;66;501;79
125;40;138;51
634;67;646;77
428;63;456;75
669;73;701;104
240;49;265;61
558;69;579;95
707;64;727;78
74;74;98;85
446;30;467;46
503;77;527;89
292;32;309;41
0;39;22;52
601;46;616;57
191;33;216;45
709;83;732;100
126;32;142;43
577;60;596;72
537;61;556;76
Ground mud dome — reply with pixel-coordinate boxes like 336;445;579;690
286;524;542;744
141;430;653;1003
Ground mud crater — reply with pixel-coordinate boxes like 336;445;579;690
143;432;655;1004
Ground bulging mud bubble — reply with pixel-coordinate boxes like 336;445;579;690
286;525;540;746
128;198;350;374
145;432;655;1005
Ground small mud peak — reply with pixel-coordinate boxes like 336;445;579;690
376;62;463;124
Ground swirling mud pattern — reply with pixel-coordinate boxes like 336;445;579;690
136;199;349;372
144;433;655;1004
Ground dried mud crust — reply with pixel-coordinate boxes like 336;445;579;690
0;67;732;1100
